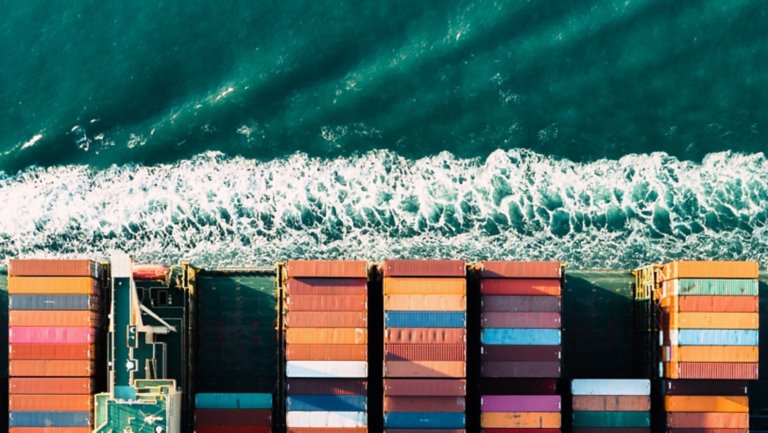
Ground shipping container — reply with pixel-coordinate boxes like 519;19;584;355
286;395;367;412
664;345;758;363
286;344;367;361
9;395;93;411
572;396;651;411
286;278;368;295
8;428;93;433
286;361;368;378
285;311;367;328
383;412;465;428
9;412;92;427
287;429;367;433
669;329;758;346
9;327;96;344
482;312;561;329
8;259;100;278
286;295;367;311
8;277;99;295
194;393;273;409
383;396;465;412
286;379;368;395
480;412;561;428
9;360;95;377
664;396;748;412
9;311;101;327
481;296;561;313
9;378;95;395
384;379;466;396
481;345;561;362
572;411;650;427
285;411;367;428
664;279;758;296
665;362;758;379
384;360;466;378
662;380;748;395
384;294;466;311
286;260;368;278
195;426;270;433
9;295;100;311
385;311;465;328
478;261;562;279
382;259;466;277
571;429;650;433
666;296;759;312
480;279;562;296
385;328;466;344
667;312;758;329
662;261;758;280
385;344;466;361
481;328;561;345
285;328;367;345
478;378;558;395
194;408;272;425
481;395;561;412
480;361;561;378
10;344;95;360
665;413;749;428
571;380;650;396
383;278;467;295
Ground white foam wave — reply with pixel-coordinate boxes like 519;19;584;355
0;149;766;269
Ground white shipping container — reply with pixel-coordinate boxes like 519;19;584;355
286;361;368;378
286;411;367;427
571;379;650;396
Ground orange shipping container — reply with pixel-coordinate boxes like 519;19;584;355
10;344;95;360
385;328;466;344
285;328;366;345
385;344;466;361
480;412;561;428
9;394;93;411
10;378;95;395
285;311;366;328
384;295;466;311
662;261;759;280
665;345;758;363
662;296;759;313
664;396;748;413
666;412;749;428
571;395;650;411
10;311;101;327
383;277;467;295
286;344;367;361
384;360;465;378
668;312;758;329
286;295;367;311
9;360;95;377
8;259;100;277
8;277;99;295
285;260;368;278
665;362;758;380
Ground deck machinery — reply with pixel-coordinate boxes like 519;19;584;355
94;253;193;433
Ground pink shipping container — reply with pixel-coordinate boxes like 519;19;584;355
285;260;368;278
9;327;96;344
478;261;562;279
481;395;561;412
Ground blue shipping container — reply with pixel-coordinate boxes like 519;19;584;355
9;411;91;427
384;412;465;428
676;329;759;346
385;311;465;328
286;395;367;411
195;393;273;409
481;328;562;345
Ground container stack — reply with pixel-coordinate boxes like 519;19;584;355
195;393;272;433
381;259;467;432
478;261;562;432
657;260;759;432
7;259;103;433
283;260;369;433
571;379;651;432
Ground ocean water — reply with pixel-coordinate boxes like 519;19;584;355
1;1;766;268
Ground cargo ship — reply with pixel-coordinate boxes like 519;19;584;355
1;257;766;433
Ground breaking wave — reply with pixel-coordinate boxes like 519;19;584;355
1;149;767;269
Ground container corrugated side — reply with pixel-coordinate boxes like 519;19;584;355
383;412;465;428
286;277;368;295
481;345;561;362
665;279;758;296
286;344;367;361
482;296;561;312
285;411;367;428
194;408;272;425
572;411;650;427
10;343;95;360
194;393;273;409
9;360;95;377
384;379;466;396
8;428;94;433
663;345;758;363
384;360;465;378
662;380;748;395
9;378;95;395
480;278;562;296
195;426;270;433
8;259;100;278
669;329;758;346
571;380;651;396
384;396;465;412
286;361;368;378
482;312;561;328
8;277;99;295
9;412;92;427
384;277;467;295
662;261;758;280
385;328;466;344
9;295;100;311
480;412;561;428
385;311;465;328
381;259;466;277
285;311;367;328
286;379;368;395
384;295;466;311
9;311;101;327
663;295;759;312
665;412;749;428
286;295;367;311
481;328;561;345
286;260;368;278
478;261;562;279
287;429;367;433
9;327;96;344
479;378;558;395
480;361;561;378
285;328;367;345
385;344;466;361
286;395;367;411
9;395;93;411
572;396;651;411
481;395;561;412
665;362;758;379
667;312;758;329
664;396;748;412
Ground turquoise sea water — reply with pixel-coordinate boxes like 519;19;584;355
1;1;767;267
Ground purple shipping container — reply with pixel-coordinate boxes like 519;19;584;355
481;361;561;378
481;395;561;412
479;378;558;395
481;345;561;362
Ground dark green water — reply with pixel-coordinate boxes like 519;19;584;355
1;1;767;267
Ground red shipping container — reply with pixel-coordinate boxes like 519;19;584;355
478;261;562;279
381;259;466;277
9;259;100;277
285;311;366;328
479;378;558;395
286;278;367;296
385;344;466;361
286;379;367;395
9;378;95;394
666;413;749;428
384;396;465;412
385;328;466;344
663;380;748;395
195;409;271;426
481;361;561;378
195;427;270;433
286;260;368;278
482;296;561;312
482;312;561;328
666;362;758;380
481;345;561;362
9;394;93;411
10;343;95;360
481;279;561;296
286;295;367;311
286;344;367;361
674;296;758;313
384;379;466;396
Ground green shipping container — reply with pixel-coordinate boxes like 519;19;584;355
572;411;650;428
674;279;758;296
